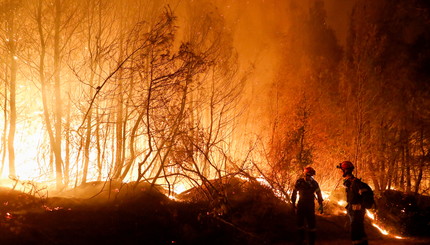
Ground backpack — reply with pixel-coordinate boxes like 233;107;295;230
358;180;375;209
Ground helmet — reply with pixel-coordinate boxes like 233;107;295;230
337;161;354;177
337;161;354;171
304;166;316;176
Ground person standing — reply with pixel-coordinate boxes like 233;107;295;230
291;166;324;245
337;161;369;245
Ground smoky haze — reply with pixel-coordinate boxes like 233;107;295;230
197;0;354;135
1;1;429;243
0;0;428;199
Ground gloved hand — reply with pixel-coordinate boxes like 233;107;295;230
318;204;323;214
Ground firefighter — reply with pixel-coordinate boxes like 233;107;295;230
291;166;324;245
337;161;368;245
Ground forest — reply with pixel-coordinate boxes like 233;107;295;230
0;0;429;243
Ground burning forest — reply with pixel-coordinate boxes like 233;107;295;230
0;0;430;244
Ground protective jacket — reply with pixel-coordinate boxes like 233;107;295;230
292;177;323;207
343;175;368;245
344;177;363;207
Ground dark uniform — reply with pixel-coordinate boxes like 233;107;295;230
344;176;368;245
291;176;323;245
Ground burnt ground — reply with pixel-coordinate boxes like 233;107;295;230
0;180;429;245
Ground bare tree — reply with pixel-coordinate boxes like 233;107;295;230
0;0;25;178
23;0;83;189
154;2;249;210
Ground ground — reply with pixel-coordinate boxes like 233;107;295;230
0;181;429;245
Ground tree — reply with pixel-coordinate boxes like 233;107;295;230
0;0;25;178
342;0;430;194
76;0;114;184
158;2;248;210
23;0;83;189
266;0;343;194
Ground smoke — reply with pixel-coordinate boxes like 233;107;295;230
169;0;295;138
206;0;293;135
323;0;355;46
0;0;357;186
189;0;354;134
191;0;355;136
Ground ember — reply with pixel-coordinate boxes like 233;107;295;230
5;212;12;220
43;205;66;212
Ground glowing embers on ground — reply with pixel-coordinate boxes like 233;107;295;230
43;205;71;212
333;198;404;239
365;209;404;239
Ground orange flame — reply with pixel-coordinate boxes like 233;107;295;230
366;209;403;239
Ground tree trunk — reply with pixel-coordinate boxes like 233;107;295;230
7;38;17;178
64;91;71;186
96;107;102;181
400;144;405;191
414;127;425;194
1;77;7;176
53;0;64;189
113;6;126;180
37;0;57;185
405;139;411;193
114;80;124;179
6;9;18;178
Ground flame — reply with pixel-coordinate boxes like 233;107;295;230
337;200;347;206
166;183;188;200
366;209;404;239
256;177;269;185
168;195;177;200
321;191;330;200
13;123;47;181
256;176;292;201
366;209;375;220
372;223;389;235
173;183;187;194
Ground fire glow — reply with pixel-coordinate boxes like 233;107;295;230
334;200;404;239
365;209;403;239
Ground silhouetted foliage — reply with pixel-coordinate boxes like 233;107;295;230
377;190;430;237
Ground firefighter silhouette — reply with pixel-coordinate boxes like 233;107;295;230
338;161;369;245
291;166;324;245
